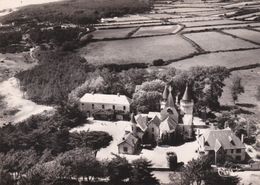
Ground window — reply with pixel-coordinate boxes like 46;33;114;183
92;104;94;109
152;128;154;132
236;149;241;153
236;156;241;161
123;147;128;152
112;105;115;110
81;103;84;106
102;105;105;109
231;149;234;153
123;106;126;111
151;133;154;138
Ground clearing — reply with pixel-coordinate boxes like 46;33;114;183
79;35;196;65
0;77;53;125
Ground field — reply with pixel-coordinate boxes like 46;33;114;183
182;19;245;27
184;31;258;51
79;35;196;65
132;25;179;37
223;29;260;44
220;68;260;121
91;27;136;40
167;49;260;69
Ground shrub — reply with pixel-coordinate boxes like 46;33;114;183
153;59;165;66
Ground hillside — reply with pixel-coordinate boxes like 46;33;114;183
0;0;153;25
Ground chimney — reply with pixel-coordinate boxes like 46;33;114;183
91;91;95;95
241;134;244;143
117;93;120;97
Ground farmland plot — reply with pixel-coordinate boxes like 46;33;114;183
183;19;245;27
92;28;137;39
79;35;196;65
132;25;179;37
184;31;258;51
223;29;260;44
167;49;260;69
182;22;260;32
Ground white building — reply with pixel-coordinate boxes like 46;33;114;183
79;93;132;118
197;129;246;162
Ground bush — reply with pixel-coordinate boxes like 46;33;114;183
153;59;165;66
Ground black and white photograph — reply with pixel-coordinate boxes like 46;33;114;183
0;0;260;184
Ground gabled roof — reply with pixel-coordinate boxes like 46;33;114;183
161;107;179;123
80;93;132;105
160;115;178;133
118;133;138;147
200;129;245;151
148;115;161;127
135;114;148;132
148;112;161;120
182;84;192;102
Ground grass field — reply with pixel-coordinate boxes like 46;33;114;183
132;25;179;37
184;31;258;51
92;28;136;39
183;19;244;27
167;49;260;69
223;29;260;44
79;35;196;65
220;68;260;121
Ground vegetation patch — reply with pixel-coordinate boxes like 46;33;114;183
0;0;153;25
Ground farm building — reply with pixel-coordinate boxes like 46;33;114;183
79;93;132;120
197;129;246;162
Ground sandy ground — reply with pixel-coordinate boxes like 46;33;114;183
0;77;53;125
72;119;201;168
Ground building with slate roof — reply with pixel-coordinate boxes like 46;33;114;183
118;84;196;154
197;129;246;161
80;93;132;120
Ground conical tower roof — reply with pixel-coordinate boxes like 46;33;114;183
162;85;169;100
182;84;192;102
165;86;175;108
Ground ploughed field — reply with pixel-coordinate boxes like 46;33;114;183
79;0;260;68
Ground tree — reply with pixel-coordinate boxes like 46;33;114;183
132;79;165;113
0;169;15;185
59;148;104;182
182;155;240;185
106;155;132;184
130;158;159;185
69;131;113;155
230;76;244;104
